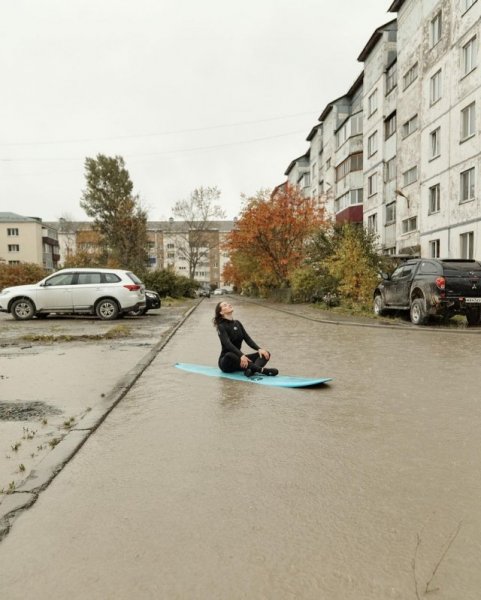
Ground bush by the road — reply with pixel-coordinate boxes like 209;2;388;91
139;268;198;298
0;263;47;289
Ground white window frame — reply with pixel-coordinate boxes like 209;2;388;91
367;131;378;157
461;102;476;140
386;62;397;94
429;184;441;214
385;156;397;182
462;36;477;76
402;114;418;139
403;166;418;186
460;231;474;259
430;70;442;104
368;89;378;117
403;62;418;90
460;167;475;202
367;213;377;233
7;244;20;252
385;202;396;224
368;173;377;196
429;239;440;258
430;127;441;158
431;11;442;47
384;112;396;139
402;217;418;234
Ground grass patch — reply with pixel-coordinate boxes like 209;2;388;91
20;324;131;343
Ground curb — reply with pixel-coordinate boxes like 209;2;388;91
0;300;201;543
240;297;481;335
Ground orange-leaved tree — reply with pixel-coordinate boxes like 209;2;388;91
223;185;326;290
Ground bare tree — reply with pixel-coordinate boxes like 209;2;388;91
171;186;226;280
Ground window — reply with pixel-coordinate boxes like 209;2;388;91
7;244;20;252
167;243;175;249
312;162;317;180
386;61;397;94
460;231;474;259
430;70;442;104
334;189;363;212
403;62;418;90
430;127;441;158
385;156;397;182
463;0;478;13
326;158;331;169
335;153;363;182
402;114;418;138
384;112;397;139
7;228;19;236
367;131;378;157
8;260;20;265
368;173;377;196
463;37;477;75
460;167;475;201
367;214;378;233
403;166;418;186
300;172;310;188
431;11;442;47
429;184;441;213
45;273;75;286
461;102;476;140
368;89;377;116
167;252;175;259
429;240;440;258
386;202;396;224
78;273;102;285
402;217;417;233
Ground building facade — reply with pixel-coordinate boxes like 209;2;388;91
48;220;235;288
0;212;60;270
283;0;481;259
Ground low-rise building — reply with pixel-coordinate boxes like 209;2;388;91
0;212;60;270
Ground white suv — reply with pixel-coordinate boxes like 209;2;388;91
0;268;146;321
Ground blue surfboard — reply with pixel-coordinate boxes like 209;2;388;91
175;363;332;388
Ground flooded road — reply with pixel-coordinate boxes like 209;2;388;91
1;298;480;599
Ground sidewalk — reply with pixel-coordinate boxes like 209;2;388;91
0;299;198;538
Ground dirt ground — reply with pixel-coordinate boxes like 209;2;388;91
0;299;197;496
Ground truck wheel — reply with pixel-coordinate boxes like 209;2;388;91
410;298;428;325
466;307;481;326
373;294;386;316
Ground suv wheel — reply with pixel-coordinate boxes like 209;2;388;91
373;294;386;316
410;298;428;325
11;298;35;321
95;298;119;320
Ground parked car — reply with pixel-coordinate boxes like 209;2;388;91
373;258;481;325
213;288;224;296
0;268;146;321
197;288;211;298
129;289;161;316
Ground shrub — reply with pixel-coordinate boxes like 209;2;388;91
139;268;198;298
0;263;47;289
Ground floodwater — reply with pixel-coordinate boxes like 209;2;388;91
1;299;481;599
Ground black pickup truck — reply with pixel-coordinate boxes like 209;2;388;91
373;258;481;325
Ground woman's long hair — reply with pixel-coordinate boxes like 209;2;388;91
213;301;224;328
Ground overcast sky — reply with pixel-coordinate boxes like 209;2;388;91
0;1;392;222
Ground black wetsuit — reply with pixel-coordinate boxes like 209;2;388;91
217;318;268;373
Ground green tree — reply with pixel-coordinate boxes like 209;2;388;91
171;186;226;280
80;154;149;271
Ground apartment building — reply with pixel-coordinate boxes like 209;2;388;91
0;212;60;270
358;20;399;253
390;0;481;259
283;0;481;259
49;219;234;288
